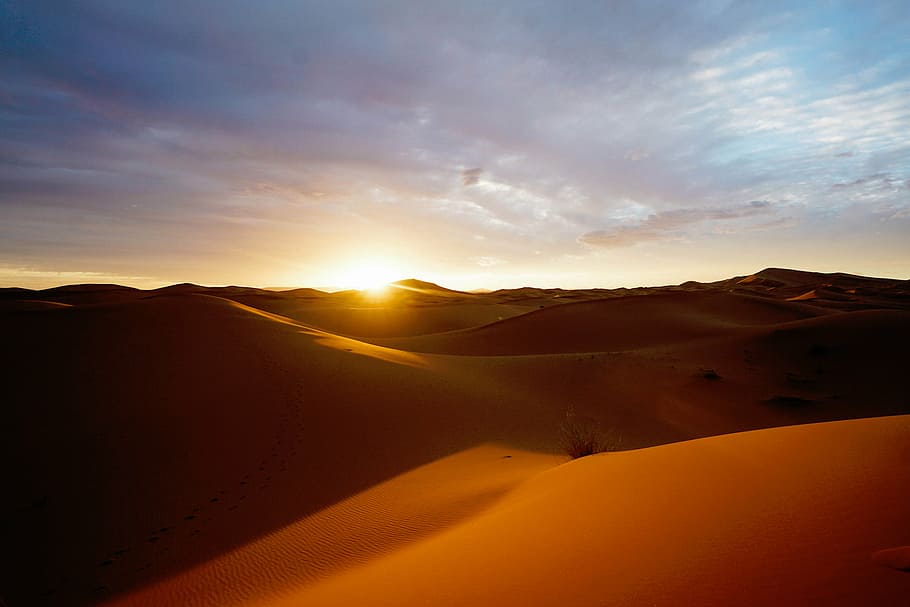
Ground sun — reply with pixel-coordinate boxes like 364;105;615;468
334;259;403;293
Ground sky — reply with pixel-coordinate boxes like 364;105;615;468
2;1;909;290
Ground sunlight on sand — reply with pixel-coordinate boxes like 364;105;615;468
314;332;431;369
222;296;431;368
275;416;910;607
105;445;561;607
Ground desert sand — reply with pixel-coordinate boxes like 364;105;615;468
1;268;908;606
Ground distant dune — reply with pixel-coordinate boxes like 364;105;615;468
0;268;907;606
375;290;828;355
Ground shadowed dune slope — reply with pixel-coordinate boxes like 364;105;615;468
0;299;73;311
743;267;902;289
717;268;910;310
377;290;829;355
273;415;910;607
103;445;563;607
4;284;143;306
424;309;910;451
0;295;564;606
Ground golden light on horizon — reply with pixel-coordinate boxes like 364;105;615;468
332;258;404;293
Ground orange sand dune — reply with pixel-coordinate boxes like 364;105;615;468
1;270;908;606
102;445;562;606
787;288;819;300
272;415;910;607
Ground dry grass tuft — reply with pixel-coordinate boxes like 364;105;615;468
560;408;622;459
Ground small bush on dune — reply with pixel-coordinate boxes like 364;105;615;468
561;419;603;458
560;408;622;459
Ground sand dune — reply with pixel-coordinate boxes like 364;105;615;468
101;445;562;606
0;296;564;605
0;299;73;311
248;301;535;338
720;268;910;310
14;284;142;306
237;279;537;338
275;415;910;607
375;290;828;355
1;268;908;606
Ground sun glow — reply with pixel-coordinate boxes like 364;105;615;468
333;259;404;293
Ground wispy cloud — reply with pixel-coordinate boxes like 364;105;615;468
579;201;777;248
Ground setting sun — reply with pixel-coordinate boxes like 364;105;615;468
333;259;404;292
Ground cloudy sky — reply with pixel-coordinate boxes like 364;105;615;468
2;1;909;290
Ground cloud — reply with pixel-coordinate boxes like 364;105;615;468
470;256;505;267
1;1;908;285
624;149;650;161
462;167;483;186
579;200;776;248
831;173;899;189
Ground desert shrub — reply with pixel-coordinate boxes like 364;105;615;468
560;408;621;459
